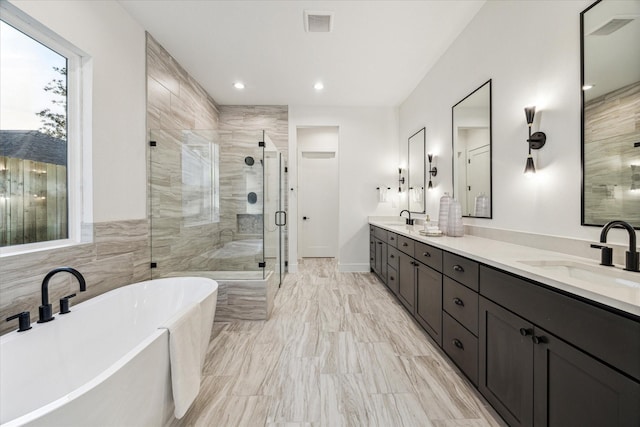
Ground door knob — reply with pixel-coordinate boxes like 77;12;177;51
303;216;310;220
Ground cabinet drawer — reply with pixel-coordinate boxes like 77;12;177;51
387;246;400;271
443;252;479;291
397;235;415;257
387;232;398;248
443;276;479;336
414;241;443;272
387;266;399;296
374;227;388;241
443;312;478;386
480;265;640;382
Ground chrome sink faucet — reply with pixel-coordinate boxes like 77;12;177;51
591;220;639;272
399;209;414;225
38;267;87;323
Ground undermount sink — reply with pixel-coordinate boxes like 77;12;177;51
519;260;640;289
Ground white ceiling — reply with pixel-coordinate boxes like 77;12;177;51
119;0;485;107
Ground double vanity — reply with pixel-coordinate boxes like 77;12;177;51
369;219;640;427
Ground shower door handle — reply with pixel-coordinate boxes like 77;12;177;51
275;210;287;226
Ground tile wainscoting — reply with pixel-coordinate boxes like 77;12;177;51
0;219;150;336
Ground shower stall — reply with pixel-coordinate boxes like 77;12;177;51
149;128;287;320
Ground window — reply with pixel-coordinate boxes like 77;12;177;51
0;4;86;253
181;131;220;226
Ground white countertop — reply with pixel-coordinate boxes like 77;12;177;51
369;220;640;318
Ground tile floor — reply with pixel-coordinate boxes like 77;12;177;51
171;258;505;426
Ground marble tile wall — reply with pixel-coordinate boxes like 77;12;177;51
218;105;289;265
584;81;640;226
0;220;150;335
147;34;224;279
147;35;288;320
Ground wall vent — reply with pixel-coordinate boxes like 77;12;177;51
588;16;636;36
304;11;334;33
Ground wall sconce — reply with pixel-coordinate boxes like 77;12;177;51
523;106;546;175
427;154;437;190
398;167;405;193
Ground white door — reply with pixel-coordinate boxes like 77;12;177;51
298;127;339;258
466;144;490;215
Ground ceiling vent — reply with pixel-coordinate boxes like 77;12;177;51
588;16;636;36
304;11;334;33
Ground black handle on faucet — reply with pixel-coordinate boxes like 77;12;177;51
6;311;32;332
590;244;613;266
59;293;77;314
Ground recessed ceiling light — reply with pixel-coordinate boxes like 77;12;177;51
234;82;245;89
582;84;594;91
314;82;324;91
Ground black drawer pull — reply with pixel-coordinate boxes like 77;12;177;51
402;242;408;247
453;265;464;272
389;276;395;281
390;254;395;259
532;335;546;345
390;237;395;241
519;328;532;337
453;297;464;307
423;252;431;258
378;242;383;245
452;339;464;350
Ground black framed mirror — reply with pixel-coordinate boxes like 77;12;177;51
581;0;640;228
408;127;426;213
452;79;492;218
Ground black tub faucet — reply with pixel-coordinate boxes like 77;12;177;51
38;267;87;323
400;210;414;225
592;220;639;272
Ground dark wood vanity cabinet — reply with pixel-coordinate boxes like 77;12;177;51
479;267;640;427
398;253;416;313
369;224;640;427
370;226;388;283
415;263;442;345
440;252;480;385
479;297;534;426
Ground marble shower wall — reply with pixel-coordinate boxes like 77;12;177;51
218;106;289;263
147;36;289;275
584;81;640;226
147;34;224;278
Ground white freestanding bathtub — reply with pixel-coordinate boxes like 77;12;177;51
0;277;218;427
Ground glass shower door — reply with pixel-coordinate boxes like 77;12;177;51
263;133;286;285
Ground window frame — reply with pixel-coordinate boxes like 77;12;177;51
0;3;91;256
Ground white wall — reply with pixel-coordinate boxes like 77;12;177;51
399;0;636;245
289;106;399;272
8;0;147;222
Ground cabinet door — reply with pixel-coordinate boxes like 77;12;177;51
533;327;640;427
370;233;375;271
380;241;388;284
398;253;416;313
374;238;384;276
387;266;399;296
415;263;442;346
479;297;534;427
